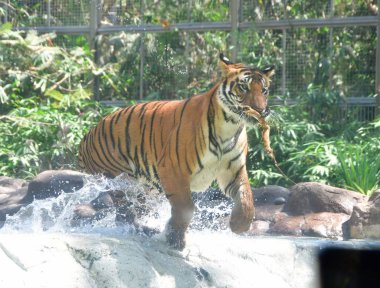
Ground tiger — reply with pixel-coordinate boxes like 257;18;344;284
78;53;275;250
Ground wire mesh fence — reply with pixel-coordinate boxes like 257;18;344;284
1;0;378;121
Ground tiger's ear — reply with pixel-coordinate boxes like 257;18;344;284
262;65;275;78
219;53;235;77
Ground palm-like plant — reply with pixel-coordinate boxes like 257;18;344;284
337;145;380;196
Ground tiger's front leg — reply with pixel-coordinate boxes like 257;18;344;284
217;165;254;233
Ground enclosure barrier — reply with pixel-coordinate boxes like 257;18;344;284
1;0;379;120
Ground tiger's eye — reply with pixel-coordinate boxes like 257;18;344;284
238;83;249;93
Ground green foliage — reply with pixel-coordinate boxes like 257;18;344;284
248;107;380;195
0;99;116;179
0;24;115;113
337;145;380;196
0;1;378;195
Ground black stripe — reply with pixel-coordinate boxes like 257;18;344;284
138;103;149;132
117;137;133;174
87;125;115;174
114;108;123;125
109;113;116;149
149;106;159;159
207;96;220;157
224;166;244;197
227;152;243;169
101;119;126;172
140;122;152;179
195;146;204;171
222;126;244;154
222;80;235;106
229;80;235;92
125;105;138;161
175;99;190;166
96;123;121;174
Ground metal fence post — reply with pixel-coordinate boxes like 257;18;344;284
376;0;380;115
282;28;287;96
139;0;145;100
90;0;100;101
230;0;240;61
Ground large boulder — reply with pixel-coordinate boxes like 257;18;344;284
28;170;85;200
0;177;30;227
283;182;367;215
254;185;290;206
249;182;368;240
270;212;350;239
0;170;86;228
344;190;380;239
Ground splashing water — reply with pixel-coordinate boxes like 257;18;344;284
1;175;232;236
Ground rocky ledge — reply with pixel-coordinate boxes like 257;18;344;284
1;170;379;240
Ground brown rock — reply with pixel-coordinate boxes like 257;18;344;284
346;190;380;239
283;182;367;216
249;220;270;235
0;177;30;227
270;212;349;238
255;204;284;222
301;212;350;238
270;215;304;236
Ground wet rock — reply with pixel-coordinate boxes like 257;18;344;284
1;171;85;228
283;182;367;215
270;212;350;239
0;177;30;227
254;185;290;206
274;197;286;205
0;176;28;192
28;170;85;199
249;183;369;240
249;186;290;236
90;191;114;210
249;220;271;235
345;190;380;239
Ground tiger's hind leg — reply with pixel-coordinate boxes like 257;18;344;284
165;191;195;250
158;173;194;250
217;165;254;233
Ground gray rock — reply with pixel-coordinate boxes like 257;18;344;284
254;185;290;206
28;170;85;199
0;171;85;228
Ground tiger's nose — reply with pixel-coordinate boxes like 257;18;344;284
261;108;270;118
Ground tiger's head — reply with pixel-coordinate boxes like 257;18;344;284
218;53;275;125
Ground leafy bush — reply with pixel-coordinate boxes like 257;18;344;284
337;144;380;196
0;99;116;178
247;107;380;195
0;23;116;113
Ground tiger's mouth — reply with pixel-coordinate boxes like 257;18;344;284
241;106;270;122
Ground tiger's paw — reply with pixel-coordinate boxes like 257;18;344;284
165;224;186;251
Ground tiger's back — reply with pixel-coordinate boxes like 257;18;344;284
78;85;217;192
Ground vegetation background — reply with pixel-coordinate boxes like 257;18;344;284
0;0;379;195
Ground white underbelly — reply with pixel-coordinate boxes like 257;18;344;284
190;164;218;192
189;151;244;192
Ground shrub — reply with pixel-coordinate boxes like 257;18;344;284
0;99;116;178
